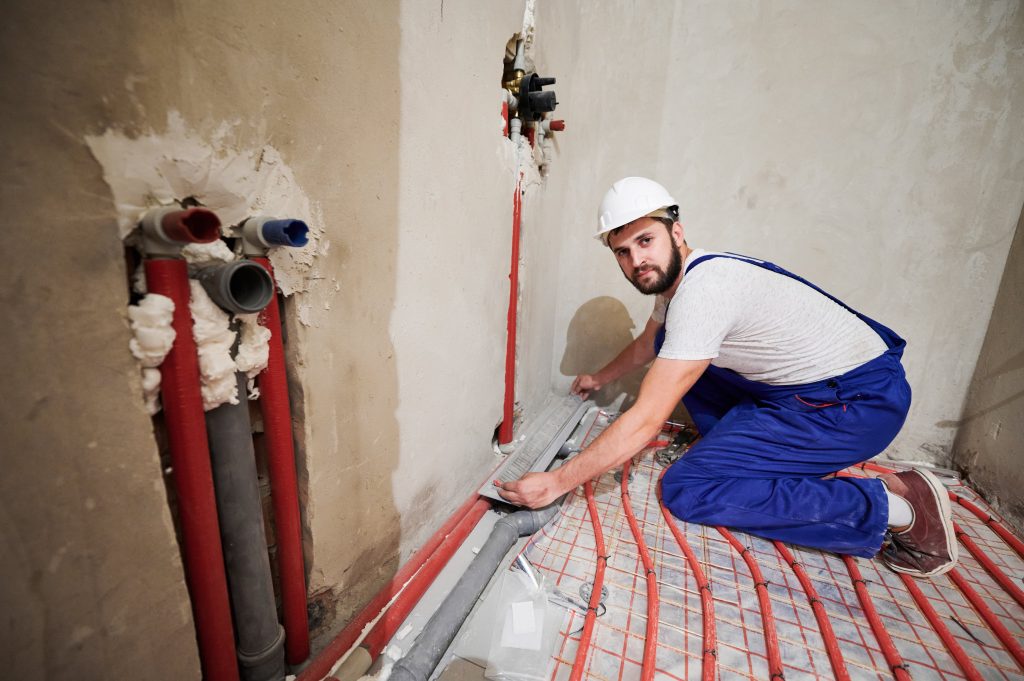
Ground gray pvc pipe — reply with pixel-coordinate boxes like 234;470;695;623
194;260;275;314
388;502;564;681
206;371;286;681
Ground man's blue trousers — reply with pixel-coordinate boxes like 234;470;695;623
659;255;911;557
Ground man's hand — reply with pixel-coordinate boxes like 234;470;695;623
494;471;565;508
571;374;603;399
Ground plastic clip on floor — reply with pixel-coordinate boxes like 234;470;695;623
455;411;1024;681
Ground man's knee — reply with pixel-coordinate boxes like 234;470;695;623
661;461;717;521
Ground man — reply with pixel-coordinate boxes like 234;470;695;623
497;176;957;577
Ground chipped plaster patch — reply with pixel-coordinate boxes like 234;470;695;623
84;111;332;304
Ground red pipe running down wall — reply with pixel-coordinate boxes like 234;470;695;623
145;258;240;681
297;492;490;681
498;180;523;445
250;256;311;665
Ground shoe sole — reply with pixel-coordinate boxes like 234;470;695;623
886;468;959;578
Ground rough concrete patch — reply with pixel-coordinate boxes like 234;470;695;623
83;111;332;305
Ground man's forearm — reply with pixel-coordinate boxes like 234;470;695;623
554;407;662;492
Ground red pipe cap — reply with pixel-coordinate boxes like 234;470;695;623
162;208;221;243
549;120;565;131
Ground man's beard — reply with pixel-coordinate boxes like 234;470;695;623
629;245;683;295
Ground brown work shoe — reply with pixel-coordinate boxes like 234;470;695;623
878;469;958;577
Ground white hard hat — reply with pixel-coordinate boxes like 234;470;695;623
596;177;678;244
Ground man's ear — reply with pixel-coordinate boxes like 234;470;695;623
671;221;685;246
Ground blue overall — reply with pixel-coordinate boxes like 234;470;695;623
658;254;911;557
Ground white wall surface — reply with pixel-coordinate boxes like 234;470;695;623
534;0;1024;463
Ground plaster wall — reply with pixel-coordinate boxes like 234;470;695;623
534;1;1024;463
1;0;535;673
952;204;1024;532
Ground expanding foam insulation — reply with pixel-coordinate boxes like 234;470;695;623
535;0;1024;463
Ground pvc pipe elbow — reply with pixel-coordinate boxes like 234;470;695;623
141;206;221;256
194;260;276;314
241;216;310;255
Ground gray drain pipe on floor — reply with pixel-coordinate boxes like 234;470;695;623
387;501;564;681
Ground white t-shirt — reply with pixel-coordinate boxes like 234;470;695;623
651;249;888;385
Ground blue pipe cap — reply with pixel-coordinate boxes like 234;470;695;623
260;219;309;248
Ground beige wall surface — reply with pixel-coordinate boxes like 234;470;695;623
953;204;1024;532
535;1;1024;464
4;0;1023;677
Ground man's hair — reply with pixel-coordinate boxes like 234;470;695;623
606;205;681;248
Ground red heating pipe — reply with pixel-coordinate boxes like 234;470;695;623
656;470;717;681
855;462;1024;559
568;480;608;681
898;573;984;681
297;491;489;681
851;462;1024;607
717;528;785;680
250;256;311;665
773;542;850;681
359;498;492;660
953;523;1024;608
948;569;1024;669
497;180;523;445
951;494;1024;560
146;258;240;681
620;459;659;681
841;555;912;681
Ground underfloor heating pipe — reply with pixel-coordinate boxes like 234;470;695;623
656;470;717;681
856;461;1024;559
296;492;490;681
619;459;659;681
328;498;492;681
898;573;984;681
388;501;565;681
250;255;311;665
568;480;608;681
772;541;850;681
145;256;240;681
947;569;1024;669
841;554;913;681
847;462;1024;672
854;462;1024;605
716;527;785;680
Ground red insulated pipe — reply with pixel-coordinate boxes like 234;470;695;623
145;258;240;681
951;494;1024;560
717;528;785;680
841;555;912;681
250;256;310;665
359;497;491;659
773;542;850;681
297;491;489;681
620;459;659;681
953;523;1024;609
498;180;522;445
898;573;984;681
657;470;717;681
948;568;1024;669
568;480;608;681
